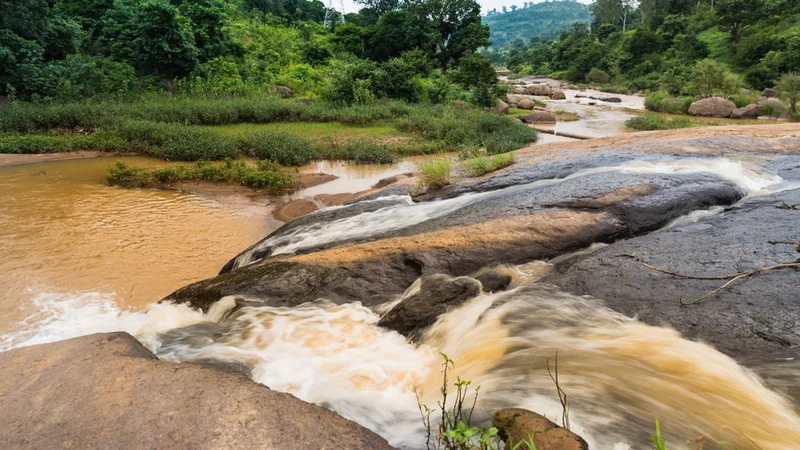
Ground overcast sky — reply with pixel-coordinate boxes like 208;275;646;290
335;0;593;17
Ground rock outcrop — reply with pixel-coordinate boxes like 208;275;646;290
550;89;566;100
688;97;735;117
494;408;589;450
378;274;482;340
0;333;394;450
523;111;557;123
270;85;293;98
731;103;759;119
526;84;552;96
763;88;779;98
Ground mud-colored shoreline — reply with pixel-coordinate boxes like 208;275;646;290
0;151;107;168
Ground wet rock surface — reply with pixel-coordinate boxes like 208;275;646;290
0;333;393;450
494;408;589;450
378;274;482;340
543;187;800;359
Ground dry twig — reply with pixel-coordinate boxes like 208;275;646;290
642;260;800;305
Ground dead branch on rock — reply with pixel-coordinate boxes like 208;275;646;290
546;352;570;430
642;261;800;305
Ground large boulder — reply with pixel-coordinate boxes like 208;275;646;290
526;84;552;96
763;88;779;98
731;103;759;119
0;333;393;450
494;408;589;450
550;89;567;100
688;97;736;117
377;274;481;340
517;99;536;110
523;111;557;123
496;99;510;115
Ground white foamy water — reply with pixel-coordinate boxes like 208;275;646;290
231;157;796;270
4;279;800;449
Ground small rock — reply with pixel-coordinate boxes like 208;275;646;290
763;88;779;98
550;90;566;100
688;97;736;118
575;94;587;98
270;86;293;98
517;99;535;110
523;111;557;123
496;99;510;115
731;103;759;119
494;408;589;450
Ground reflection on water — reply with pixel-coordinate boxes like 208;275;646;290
0;157;272;334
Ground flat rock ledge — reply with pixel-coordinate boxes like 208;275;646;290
0;332;393;450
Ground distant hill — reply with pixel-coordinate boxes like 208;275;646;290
483;0;592;49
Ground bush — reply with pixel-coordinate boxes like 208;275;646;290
238;131;315;166
644;92;693;114
107;159;297;193
416;158;451;191
111;120;240;161
625;114;695;130
585;68;610;84
317;139;399;164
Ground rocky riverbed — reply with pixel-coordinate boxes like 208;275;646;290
2;123;799;449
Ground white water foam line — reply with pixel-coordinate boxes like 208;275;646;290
231;157;798;270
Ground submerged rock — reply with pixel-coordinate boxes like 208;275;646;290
378;274;481;340
494;408;589;450
0;333;393;450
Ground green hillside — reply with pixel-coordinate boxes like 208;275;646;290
483;0;592;48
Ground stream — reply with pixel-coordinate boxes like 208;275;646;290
2;152;799;449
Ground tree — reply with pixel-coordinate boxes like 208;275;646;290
407;0;489;74
775;72;800;113
511;5;518;11
686;58;740;96
101;0;199;79
715;0;765;50
502;6;507;12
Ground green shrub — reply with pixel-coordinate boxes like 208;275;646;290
111;120;240;161
586;68;610;84
107;159;297;192
644;92;692;114
318;139;399;164
238;131;315;166
625;114;695;130
416;158;451;191
730;94;755;108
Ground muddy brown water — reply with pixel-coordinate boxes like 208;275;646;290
0;157;276;333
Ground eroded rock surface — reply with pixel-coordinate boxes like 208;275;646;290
494;408;589;450
0;333;394;450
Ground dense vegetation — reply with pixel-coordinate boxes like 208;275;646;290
488;0;800;105
482;0;591;49
0;0;502;106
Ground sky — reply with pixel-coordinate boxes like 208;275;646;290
334;0;594;18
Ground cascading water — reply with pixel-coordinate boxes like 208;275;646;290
229;157;800;270
3;156;800;449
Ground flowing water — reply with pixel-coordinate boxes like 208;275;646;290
2;155;800;449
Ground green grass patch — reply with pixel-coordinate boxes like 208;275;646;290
106;159;297;193
0;96;538;164
463;152;516;177
625;114;715;131
551;109;580;121
416;158;451;191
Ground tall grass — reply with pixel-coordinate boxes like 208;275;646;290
417;158;451;191
0;96;538;163
463;152;516;177
625;114;701;131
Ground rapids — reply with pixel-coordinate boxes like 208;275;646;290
2;154;800;449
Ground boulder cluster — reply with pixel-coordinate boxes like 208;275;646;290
685;88;792;121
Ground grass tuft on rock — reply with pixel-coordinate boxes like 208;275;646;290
416;158;451;191
463;152;516;177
